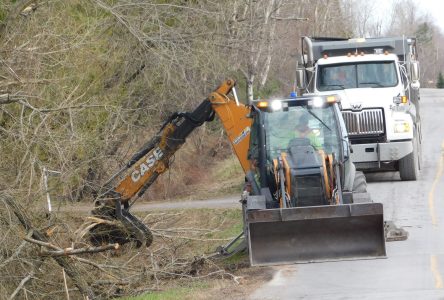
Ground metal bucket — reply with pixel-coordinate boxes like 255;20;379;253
247;203;386;266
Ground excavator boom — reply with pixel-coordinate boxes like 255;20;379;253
91;79;252;247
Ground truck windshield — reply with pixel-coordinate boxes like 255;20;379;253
317;61;398;91
264;105;341;160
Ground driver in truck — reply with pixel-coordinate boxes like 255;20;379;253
331;69;349;87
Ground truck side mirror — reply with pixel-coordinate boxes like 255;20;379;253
411;61;420;82
296;69;306;90
410;61;420;90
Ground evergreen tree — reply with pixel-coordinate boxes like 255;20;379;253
437;72;444;88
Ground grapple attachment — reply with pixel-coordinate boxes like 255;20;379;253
247;202;386;266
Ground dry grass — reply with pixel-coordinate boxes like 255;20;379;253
1;194;273;299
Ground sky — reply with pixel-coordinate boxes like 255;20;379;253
418;0;444;31
372;0;444;33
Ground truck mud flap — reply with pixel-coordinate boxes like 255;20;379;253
247;203;386;266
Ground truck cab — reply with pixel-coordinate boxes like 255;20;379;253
297;37;421;180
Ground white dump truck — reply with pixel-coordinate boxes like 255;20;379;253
296;37;421;180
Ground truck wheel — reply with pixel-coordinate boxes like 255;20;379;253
399;137;419;181
417;126;423;170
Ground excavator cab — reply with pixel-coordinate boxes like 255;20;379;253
244;95;386;266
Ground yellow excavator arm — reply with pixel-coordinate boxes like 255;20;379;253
91;79;252;247
114;79;251;201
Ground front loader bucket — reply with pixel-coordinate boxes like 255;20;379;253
247;203;386;266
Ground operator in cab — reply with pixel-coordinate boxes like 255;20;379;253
293;114;321;149
266;112;321;155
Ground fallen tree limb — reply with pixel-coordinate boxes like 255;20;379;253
152;230;233;242
40;244;119;257
24;234;119;256
9;273;33;300
1;192;96;299
75;216;122;240
0;93;24;105
24;233;120;256
23;235;60;250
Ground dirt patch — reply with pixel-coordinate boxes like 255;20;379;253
198;266;275;300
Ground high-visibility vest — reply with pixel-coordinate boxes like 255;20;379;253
293;130;321;149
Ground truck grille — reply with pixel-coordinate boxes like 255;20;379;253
342;109;385;136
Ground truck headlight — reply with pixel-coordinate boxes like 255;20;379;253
394;121;411;133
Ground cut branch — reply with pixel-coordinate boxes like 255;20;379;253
1;192;96;299
23;233;119;256
0;93;24;105
40;244;120;257
23;236;60;250
9;273;33;300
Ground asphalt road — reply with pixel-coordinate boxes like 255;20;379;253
250;88;444;299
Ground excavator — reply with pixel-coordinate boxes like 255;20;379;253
90;79;387;266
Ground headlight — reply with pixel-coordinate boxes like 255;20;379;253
271;100;283;111
312;97;324;107
394;121;411;133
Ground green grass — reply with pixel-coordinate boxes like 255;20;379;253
207;156;245;197
223;250;248;265
204;209;242;239
212;156;244;181
0;7;6;23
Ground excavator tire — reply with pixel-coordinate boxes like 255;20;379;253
352;171;367;193
352;171;372;204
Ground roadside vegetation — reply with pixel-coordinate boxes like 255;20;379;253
1;0;444;298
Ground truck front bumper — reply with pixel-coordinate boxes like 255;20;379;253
350;140;413;165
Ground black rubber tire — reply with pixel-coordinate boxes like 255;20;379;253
352;171;372;203
417;126;423;171
352;171;367;193
399;137;419;181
